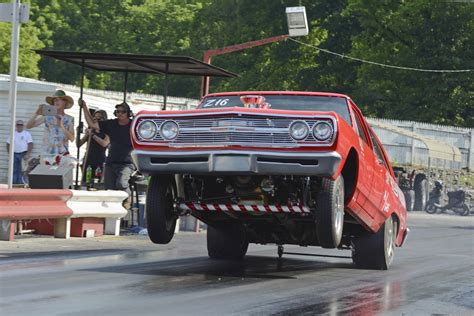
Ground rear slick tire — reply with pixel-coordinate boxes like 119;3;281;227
414;176;428;211
316;175;345;248
207;223;248;260
352;216;397;270
404;190;415;212
146;175;177;244
460;204;470;216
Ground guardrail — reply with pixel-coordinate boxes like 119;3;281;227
0;189;73;241
0;189;128;241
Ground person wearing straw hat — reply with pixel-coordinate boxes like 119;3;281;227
26;90;75;165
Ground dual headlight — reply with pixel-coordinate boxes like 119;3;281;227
289;120;333;141
137;120;179;140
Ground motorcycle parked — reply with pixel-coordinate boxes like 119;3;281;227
426;181;471;216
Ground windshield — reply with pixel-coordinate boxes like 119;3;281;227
199;95;351;125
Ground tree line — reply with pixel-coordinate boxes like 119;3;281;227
0;0;472;127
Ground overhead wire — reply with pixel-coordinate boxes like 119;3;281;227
288;38;474;73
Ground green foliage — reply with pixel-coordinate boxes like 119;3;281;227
345;0;474;126
0;0;45;78
1;0;472;127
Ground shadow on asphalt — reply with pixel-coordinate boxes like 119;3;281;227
81;255;353;281
451;225;474;230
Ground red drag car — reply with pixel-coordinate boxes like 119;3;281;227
131;91;408;270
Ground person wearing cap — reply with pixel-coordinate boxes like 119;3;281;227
79;100;135;196
6;120;34;184
26;90;75;164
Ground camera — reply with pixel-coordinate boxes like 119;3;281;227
42;104;57;116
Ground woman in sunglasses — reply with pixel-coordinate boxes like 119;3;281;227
77;109;110;184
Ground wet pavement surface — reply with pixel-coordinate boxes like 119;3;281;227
0;212;473;315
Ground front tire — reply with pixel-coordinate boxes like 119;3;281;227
316;175;345;248
146;175;177;244
425;202;437;214
207;223;248;260
352;216;397;270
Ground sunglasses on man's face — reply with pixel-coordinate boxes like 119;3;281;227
16;124;24;126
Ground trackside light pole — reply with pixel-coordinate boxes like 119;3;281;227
200;6;309;97
0;0;29;189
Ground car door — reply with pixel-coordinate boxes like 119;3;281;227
350;105;376;212
367;127;390;216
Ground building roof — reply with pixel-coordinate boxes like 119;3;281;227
369;119;462;162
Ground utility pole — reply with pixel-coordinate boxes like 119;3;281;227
0;0;29;188
0;1;29;241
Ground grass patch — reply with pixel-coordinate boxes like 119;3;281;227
460;173;474;189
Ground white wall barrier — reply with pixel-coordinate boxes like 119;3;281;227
55;190;128;239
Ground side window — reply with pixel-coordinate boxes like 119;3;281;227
369;129;389;170
352;109;369;145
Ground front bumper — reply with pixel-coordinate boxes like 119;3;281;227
132;149;341;176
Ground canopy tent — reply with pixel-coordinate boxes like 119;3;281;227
35;50;238;77
35;50;238;187
35;50;238;107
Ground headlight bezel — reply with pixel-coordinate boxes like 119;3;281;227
137;119;158;140
312;121;334;141
289;120;310;141
160;120;180;140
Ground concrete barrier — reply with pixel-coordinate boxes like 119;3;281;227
59;190;128;239
0;189;73;241
0;189;128;241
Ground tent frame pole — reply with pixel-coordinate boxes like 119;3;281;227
162;63;169;111
74;60;85;189
123;71;128;103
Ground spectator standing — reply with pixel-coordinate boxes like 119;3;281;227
77;109;110;183
6;120;34;184
26;90;75;165
79;100;135;196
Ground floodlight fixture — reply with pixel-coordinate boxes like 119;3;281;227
286;6;309;37
201;6;310;96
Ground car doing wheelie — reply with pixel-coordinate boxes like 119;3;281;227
131;91;408;270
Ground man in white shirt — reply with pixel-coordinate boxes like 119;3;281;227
6;120;34;184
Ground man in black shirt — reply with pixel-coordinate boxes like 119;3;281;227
79;100;135;195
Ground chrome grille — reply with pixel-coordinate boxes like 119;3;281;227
135;115;335;147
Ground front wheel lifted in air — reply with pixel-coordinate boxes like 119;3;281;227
316;175;345;248
146;175;178;244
